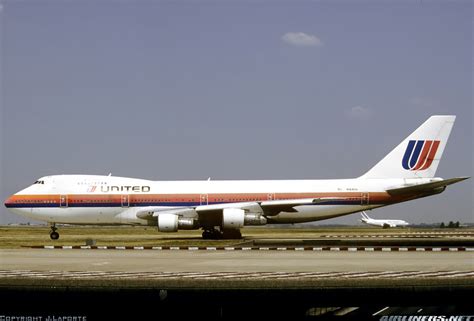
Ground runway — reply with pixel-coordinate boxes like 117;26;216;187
1;249;472;272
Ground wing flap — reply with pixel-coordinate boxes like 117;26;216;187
196;197;346;215
260;197;346;207
195;202;261;212
258;197;347;214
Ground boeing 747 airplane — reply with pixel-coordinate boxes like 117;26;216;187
4;115;468;239
359;211;409;228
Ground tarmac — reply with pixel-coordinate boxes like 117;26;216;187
1;248;473;272
1;232;473;319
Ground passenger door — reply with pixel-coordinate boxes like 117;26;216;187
59;195;68;208
121;194;129;208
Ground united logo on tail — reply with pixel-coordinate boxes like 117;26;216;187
402;140;440;171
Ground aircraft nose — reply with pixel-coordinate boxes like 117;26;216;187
4;195;15;208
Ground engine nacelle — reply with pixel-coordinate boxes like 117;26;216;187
222;208;245;229
158;214;199;232
244;213;267;226
158;213;178;232
177;217;199;230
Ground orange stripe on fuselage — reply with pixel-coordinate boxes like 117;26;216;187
6;192;398;205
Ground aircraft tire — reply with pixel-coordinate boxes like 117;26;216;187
202;229;223;240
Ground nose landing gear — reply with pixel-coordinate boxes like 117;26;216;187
50;224;59;240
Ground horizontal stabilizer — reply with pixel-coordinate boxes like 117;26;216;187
360;211;370;220
386;177;469;196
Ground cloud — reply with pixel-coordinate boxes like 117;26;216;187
345;106;371;119
281;32;323;47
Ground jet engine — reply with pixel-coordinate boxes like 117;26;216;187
158;214;198;232
244;213;267;226
222;208;267;229
222;208;245;229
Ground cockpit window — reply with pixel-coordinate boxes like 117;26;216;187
34;180;45;184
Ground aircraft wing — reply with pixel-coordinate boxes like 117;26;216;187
257;197;347;215
196;197;346;216
386;177;469;196
136;197;345;219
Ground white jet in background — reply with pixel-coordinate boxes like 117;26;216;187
359;211;409;228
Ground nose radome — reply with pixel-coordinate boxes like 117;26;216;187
4;195;15;208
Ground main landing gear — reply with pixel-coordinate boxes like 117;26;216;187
202;228;242;240
202;229;222;240
50;224;59;240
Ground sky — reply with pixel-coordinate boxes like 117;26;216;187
0;0;472;225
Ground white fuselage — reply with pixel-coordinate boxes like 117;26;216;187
5;174;437;227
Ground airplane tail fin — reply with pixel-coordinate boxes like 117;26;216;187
360;115;456;179
361;211;370;220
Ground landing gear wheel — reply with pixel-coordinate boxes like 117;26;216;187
202;229;222;240
49;224;59;240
